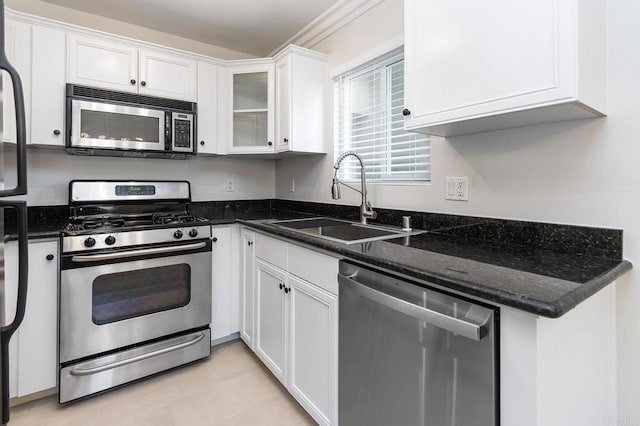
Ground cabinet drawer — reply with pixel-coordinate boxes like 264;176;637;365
255;233;287;270
288;244;338;295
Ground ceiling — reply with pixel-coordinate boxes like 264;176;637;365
39;0;340;56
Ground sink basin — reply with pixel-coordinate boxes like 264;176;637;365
273;217;424;244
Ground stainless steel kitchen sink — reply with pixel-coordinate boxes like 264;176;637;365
272;217;424;244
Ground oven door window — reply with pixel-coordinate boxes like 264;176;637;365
92;264;191;325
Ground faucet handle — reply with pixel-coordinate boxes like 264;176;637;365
365;202;377;219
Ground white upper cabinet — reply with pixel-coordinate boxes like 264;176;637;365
196;61;219;154
221;61;276;154
403;0;606;137
139;48;197;100
3;17;66;147
67;34;138;93
2;18;31;145
274;46;328;154
68;34;197;101
31;25;66;146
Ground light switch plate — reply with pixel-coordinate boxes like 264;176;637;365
445;177;469;201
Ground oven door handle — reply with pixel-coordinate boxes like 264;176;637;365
69;332;206;376
70;241;207;262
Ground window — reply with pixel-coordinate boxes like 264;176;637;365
334;49;430;182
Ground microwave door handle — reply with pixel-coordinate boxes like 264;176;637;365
0;17;28;196
0;201;29;424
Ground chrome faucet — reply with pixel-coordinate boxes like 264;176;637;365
331;151;377;224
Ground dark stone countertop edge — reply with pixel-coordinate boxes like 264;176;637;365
238;219;633;318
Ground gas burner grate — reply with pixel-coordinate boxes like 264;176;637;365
151;213;197;225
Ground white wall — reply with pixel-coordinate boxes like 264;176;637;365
275;0;640;420
4;147;275;205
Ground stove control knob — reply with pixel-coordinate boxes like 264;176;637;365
189;228;198;238
84;237;96;248
173;230;184;239
105;235;116;245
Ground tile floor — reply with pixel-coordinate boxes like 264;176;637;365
10;340;316;426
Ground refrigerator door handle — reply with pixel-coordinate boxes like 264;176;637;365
0;201;29;424
0;0;28;197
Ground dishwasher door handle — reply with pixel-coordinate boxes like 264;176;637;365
339;273;489;341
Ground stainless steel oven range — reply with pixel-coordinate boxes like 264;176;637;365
59;180;212;403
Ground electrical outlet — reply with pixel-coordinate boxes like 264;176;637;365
289;178;295;193
226;179;235;192
445;177;469;201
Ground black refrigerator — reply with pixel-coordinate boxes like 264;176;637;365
0;0;29;424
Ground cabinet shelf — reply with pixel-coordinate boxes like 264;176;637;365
234;108;268;114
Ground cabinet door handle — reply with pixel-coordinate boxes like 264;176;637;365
402;108;411;116
141;81;147;86
46;254;54;261
284;287;290;294
53;129;61;136
267;141;273;146
247;241;253;246
283;138;288;143
279;283;284;290
200;141;205;146
130;79;136;85
212;237;218;243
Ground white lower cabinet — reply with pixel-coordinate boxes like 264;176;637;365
4;240;58;398
249;231;338;426
288;275;337;426
211;225;241;343
240;229;256;348
255;260;288;383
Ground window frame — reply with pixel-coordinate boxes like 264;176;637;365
333;47;431;184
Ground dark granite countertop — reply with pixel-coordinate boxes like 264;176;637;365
4;205;67;242
239;218;632;318
5;201;632;318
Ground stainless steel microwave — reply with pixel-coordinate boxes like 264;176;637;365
65;84;197;159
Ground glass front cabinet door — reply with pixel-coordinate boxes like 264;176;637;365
223;62;275;154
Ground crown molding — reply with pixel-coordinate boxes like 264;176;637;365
268;0;386;57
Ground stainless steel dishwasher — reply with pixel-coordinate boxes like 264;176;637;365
338;260;498;426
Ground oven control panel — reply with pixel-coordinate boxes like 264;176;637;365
63;225;212;253
115;185;156;196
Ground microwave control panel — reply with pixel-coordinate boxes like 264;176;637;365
170;112;195;152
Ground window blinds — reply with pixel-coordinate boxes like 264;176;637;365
334;50;430;182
